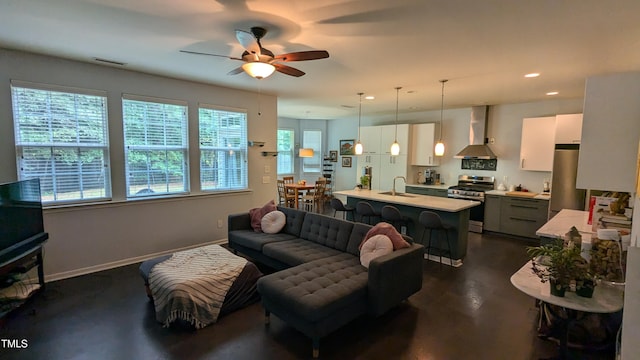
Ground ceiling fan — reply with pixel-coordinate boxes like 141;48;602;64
180;26;330;79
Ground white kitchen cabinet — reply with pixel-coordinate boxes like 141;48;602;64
359;126;381;154
520;116;556;171
356;154;381;189
378;155;407;192
380;124;409;155
410;123;439;166
555;113;583;144
577;72;640;193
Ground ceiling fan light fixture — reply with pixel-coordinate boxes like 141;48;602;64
242;62;275;79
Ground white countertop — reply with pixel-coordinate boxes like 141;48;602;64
511;261;624;313
535;209;594;240
334;189;480;212
485;189;551;200
404;184;450;190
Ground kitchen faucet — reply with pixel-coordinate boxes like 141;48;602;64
392;176;406;196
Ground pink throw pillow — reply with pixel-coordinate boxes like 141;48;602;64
249;200;277;232
360;222;410;251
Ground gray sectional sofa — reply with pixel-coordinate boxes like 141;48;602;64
228;206;424;358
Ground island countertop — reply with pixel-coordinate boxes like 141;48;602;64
535;209;594;240
334;189;480;212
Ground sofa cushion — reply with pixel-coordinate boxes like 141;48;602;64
257;253;367;322
346;223;373;256
299;213;354;251
362;222;411;250
249;200;277;232
359;234;394;268
228;229;298;251
261;210;286;234
262;238;344;266
276;206;306;237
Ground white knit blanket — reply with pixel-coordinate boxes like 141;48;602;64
149;244;247;329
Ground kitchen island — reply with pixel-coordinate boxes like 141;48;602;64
334;189;480;266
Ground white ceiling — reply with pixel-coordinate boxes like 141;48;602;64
1;0;639;121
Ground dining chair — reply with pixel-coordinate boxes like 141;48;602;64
277;179;295;208
302;180;326;213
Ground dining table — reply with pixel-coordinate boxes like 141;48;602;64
284;183;315;209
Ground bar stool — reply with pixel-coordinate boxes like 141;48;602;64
330;198;355;220
418;211;454;267
381;205;410;234
355;201;381;225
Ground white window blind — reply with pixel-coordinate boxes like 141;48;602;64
11;82;111;203
302;130;322;173
199;105;248;191
277;129;294;174
122;95;189;197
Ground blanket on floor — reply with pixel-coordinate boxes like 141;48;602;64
149;244;247;329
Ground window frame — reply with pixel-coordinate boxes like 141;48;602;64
277;128;295;175
198;104;248;192
11;80;112;204
122;94;189;198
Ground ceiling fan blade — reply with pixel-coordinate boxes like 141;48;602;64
274;63;305;77
179;50;242;61
227;66;244;76
235;29;261;59
274;50;330;62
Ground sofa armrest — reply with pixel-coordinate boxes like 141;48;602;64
228;212;251;231
367;243;424;316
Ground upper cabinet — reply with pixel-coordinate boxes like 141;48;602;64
379;124;409;155
410;123;439;166
555;113;583;144
577;72;640;193
520;116;556;171
359;126;381;154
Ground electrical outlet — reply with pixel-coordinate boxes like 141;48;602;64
217;219;223;228
490;137;496;144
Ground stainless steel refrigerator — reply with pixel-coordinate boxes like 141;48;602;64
549;144;587;218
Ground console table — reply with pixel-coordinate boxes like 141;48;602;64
511;261;624;358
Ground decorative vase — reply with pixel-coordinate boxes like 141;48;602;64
576;280;595;298
549;279;566;297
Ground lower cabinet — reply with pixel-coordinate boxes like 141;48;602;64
484;195;549;238
405;186;448;197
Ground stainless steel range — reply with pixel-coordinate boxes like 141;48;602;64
448;175;495;233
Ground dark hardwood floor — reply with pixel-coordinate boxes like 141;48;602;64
1;224;617;359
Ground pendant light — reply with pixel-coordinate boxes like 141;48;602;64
434;79;448;157
390;86;401;156
355;92;364;155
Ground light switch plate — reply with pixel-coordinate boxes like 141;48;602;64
262;176;270;184
264;165;271;173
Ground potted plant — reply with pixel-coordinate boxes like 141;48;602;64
526;239;588;297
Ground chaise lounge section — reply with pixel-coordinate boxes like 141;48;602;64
228;206;424;358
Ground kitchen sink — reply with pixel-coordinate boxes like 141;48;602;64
378;191;415;198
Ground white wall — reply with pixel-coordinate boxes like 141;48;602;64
0;49;278;280
327;98;585;193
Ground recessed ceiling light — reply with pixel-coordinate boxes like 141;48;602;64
546;91;559;96
524;73;540;78
365;95;375;100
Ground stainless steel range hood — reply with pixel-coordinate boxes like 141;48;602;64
454;106;497;159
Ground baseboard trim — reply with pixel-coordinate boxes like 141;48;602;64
45;238;228;283
423;253;463;267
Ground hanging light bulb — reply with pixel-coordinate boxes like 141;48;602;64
390;87;401;156
435;80;448;157
355;92;364;155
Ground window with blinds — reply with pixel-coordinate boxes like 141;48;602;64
122;95;189;197
11;82;111;204
199;105;248;191
277;128;294;174
302;129;322;173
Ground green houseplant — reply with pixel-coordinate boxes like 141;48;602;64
526;239;590;297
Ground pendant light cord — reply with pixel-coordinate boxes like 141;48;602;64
394;86;401;141
439;80;447;141
357;92;363;140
